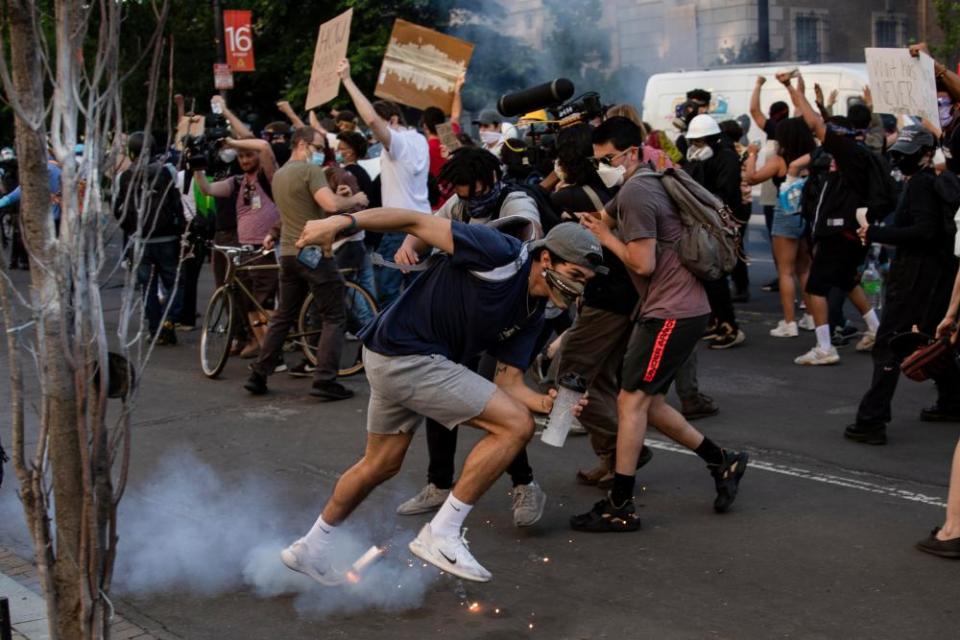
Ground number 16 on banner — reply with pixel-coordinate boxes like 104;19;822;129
223;9;255;72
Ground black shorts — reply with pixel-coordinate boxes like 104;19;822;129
805;234;867;297
621;315;709;395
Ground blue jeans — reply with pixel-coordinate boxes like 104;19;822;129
374;232;405;307
137;239;183;335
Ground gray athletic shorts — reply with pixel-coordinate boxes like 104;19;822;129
363;350;498;435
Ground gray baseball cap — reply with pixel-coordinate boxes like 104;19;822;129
889;125;937;155
530;222;608;275
472;109;502;126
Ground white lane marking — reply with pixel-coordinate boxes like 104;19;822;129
645;439;947;509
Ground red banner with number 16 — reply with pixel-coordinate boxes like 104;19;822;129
223;10;255;72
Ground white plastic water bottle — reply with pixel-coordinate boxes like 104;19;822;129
541;373;587;448
862;246;883;315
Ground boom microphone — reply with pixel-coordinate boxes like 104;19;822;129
497;78;575;118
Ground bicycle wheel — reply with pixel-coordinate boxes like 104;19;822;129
298;281;378;377
200;286;234;378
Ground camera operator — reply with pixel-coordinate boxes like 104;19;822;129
244;126;367;400
684;114;746;350
193;135;279;355
337;57;430;306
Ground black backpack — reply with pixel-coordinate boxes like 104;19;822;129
861;144;899;220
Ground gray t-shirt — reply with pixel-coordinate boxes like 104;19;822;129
606;173;710;320
271;161;329;256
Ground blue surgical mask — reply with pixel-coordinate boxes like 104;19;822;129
310;151;325;166
335;152;345;165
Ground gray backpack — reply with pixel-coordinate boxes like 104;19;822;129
628;167;741;281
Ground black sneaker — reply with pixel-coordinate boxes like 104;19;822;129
309;381;354;401
831;325;858;347
709;324;746;350
920;404;960;423
244;371;268;395
761;278;779;292
843;422;887;445
731;290;750;303
287;360;317;378
156;320;177;346
681;394;719;420
702;319;721;341
710;450;749;513
569;494;641;532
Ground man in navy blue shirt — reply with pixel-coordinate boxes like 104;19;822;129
280;209;603;584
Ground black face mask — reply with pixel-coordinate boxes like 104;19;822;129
271;142;291;166
891;150;927;176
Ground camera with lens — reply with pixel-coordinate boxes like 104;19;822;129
183;113;230;170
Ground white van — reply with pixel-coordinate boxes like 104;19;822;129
642;63;869;141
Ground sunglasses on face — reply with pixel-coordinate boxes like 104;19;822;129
590;147;633;167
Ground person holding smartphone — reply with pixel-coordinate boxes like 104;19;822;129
244;126;368;400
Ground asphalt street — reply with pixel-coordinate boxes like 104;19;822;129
1;221;958;639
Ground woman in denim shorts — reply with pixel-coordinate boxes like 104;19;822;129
744;117;818;337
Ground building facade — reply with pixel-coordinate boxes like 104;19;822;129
498;0;940;75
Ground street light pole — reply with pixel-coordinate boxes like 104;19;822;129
212;0;227;98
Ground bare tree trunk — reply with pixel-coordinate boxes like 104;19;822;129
5;2;86;638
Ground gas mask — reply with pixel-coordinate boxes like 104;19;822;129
597;163;626;189
544;268;584;308
686;143;714;162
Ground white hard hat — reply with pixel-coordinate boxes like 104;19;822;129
685;114;721;140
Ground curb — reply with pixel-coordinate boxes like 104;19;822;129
0;546;160;640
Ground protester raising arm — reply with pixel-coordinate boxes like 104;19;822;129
225;137;279;182
911;42;960;104
337;58;394;151
779;72;826;142
451;72;465;124
211;95;253;139
276;100;307;129
749;76;768;131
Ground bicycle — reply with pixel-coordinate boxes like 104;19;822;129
200;244;378;379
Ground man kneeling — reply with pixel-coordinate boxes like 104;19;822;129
281;209;602;583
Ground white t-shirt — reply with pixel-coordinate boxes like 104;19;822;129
379;127;430;213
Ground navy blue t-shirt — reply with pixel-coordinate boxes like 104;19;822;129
361;221;545;369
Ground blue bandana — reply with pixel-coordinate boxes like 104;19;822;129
464;181;503;219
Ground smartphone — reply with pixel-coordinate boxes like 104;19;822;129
297;245;324;270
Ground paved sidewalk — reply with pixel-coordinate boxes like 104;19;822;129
0;547;159;640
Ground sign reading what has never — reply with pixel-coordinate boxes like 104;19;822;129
305;9;353;111
865;47;938;123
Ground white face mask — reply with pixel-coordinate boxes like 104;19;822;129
218;148;238;164
480;130;503;147
686;144;714;162
597;163;626;189
553;159;567;183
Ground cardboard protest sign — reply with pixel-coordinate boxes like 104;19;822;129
865;48;939;123
374;20;472;115
305;9;353;111
435;122;461;152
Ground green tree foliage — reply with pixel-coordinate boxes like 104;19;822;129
933;0;960;68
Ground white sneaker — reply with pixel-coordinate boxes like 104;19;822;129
396;483;450;515
511;481;547;527
855;331;876;352
408;523;492;583
770;320;799;338
798;314;815;331
794;346;840;366
280;539;343;586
